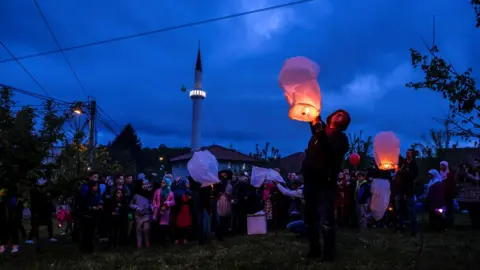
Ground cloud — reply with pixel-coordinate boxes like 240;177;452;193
214;0;333;58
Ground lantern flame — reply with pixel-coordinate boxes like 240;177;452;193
373;131;400;171
279;57;322;122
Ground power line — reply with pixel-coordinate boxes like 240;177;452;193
0;41;52;97
0;0;313;63
96;114;118;136
97;105;120;127
0;83;72;105
33;0;89;98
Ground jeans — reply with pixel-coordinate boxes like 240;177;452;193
395;194;418;235
303;180;336;257
287;220;308;236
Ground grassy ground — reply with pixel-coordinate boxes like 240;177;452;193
1;214;479;270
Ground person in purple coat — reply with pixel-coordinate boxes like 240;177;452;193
426;169;446;230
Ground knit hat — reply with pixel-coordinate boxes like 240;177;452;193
137;173;146;181
36;178;47;186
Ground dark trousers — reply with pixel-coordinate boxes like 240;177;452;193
79;216;96;252
175;227;189;240
0;222;19;246
232;204;247;234
109;216;128;247
303;180;336;258
445;198;455;227
28;217;53;240
216;216;230;241
194;208;207;244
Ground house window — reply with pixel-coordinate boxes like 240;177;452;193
228;162;232;169
242;163;246;170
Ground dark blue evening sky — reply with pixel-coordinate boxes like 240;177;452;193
1;0;478;156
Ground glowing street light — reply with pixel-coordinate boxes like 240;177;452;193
73;108;83;115
159;156;164;161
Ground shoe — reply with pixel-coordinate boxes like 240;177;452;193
25;240;34;244
49;238;58;242
11;245;19;254
0;245;6;254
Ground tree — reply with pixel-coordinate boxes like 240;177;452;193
251;142;280;161
346;130;374;169
407;2;480;141
110;124;142;172
0;87;68;193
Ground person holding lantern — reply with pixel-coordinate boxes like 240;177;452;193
301;110;350;261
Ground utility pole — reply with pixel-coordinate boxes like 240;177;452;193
88;99;96;169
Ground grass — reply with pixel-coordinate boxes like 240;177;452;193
1;214;479;270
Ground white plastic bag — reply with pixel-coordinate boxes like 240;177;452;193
187;150;220;187
369;178;391;221
250;166;286;188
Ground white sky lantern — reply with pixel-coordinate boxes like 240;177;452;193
373;131;400;171
279;56;322;122
187;150;220;187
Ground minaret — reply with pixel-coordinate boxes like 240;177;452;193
189;41;206;152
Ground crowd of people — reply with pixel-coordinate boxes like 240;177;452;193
0;154;478;256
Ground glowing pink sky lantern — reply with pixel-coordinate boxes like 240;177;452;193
373;131;400;171
279;56;322;122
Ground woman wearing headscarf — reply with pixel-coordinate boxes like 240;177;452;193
439;161;455;227
152;176;175;244
426;169;446;230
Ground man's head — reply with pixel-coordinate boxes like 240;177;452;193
357;171;366;181
125;174;133;184
115;174;124;185
88;172;99;182
406;149;415;161
327;110;351;131
287;173;297;181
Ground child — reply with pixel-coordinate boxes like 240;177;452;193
174;193;192;245
217;183;232;240
152;177;175;244
56;196;72;235
262;182;275;227
355;172;371;230
426;169;446;230
130;180;153;248
108;188;128;247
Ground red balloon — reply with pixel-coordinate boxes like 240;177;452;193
349;153;361;167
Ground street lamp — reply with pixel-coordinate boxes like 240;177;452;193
159;156;164;161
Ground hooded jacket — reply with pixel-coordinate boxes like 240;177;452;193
301;109;350;188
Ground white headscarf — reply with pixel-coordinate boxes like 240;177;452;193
428;169;443;188
439;161;449;180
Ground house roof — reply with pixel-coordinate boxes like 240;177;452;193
273;152;305;173
170;145;262;163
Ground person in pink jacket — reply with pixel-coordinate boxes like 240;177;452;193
152;177;175;244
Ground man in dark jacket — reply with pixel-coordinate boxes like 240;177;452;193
395;149;419;236
301;109;350;261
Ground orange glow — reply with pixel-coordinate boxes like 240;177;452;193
373;131;400;171
279;57;322;122
73;108;82;115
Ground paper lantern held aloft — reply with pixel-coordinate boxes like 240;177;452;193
349;153;361;167
373;131;400;171
187;150;220;187
279;56;322;122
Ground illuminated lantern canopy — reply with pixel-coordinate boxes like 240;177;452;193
279;56;322;122
373;131;400;170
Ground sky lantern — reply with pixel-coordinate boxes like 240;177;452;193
349;153;361;167
373;131;400;171
279;56;322;122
